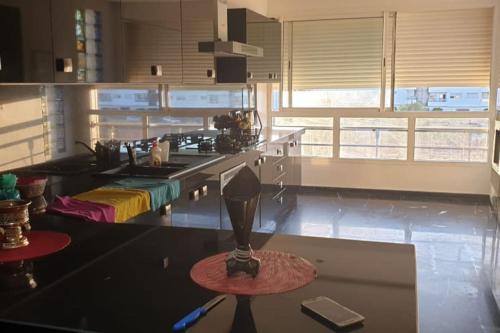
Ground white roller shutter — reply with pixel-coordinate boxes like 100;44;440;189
395;8;493;88
291;17;384;90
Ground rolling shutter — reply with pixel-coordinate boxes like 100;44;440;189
395;8;493;88
291;17;384;90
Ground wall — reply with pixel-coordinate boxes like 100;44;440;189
268;0;494;20
301;158;490;195
228;0;267;16
0;86;77;172
0;87;46;171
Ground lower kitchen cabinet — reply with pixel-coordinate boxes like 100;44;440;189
171;133;302;232
171;179;221;229
171;149;263;230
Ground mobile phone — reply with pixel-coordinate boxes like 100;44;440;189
301;296;364;328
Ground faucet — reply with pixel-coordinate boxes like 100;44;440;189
125;142;137;166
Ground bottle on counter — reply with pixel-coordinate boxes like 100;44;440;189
158;139;170;163
151;142;162;167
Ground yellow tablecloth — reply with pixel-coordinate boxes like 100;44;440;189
73;188;151;223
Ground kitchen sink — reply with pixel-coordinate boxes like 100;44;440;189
95;153;226;179
97;163;188;179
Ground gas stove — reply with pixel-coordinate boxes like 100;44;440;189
158;129;263;154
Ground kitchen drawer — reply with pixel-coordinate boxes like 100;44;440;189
272;159;287;180
264;142;286;157
272;172;287;198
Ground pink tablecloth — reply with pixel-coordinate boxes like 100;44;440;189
47;196;115;223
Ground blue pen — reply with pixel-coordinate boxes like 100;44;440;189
173;295;226;331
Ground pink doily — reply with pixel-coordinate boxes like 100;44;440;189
191;250;317;296
0;231;71;262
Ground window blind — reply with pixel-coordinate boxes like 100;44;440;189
291;17;383;90
395;8;493;88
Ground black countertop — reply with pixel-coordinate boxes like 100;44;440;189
0;216;417;333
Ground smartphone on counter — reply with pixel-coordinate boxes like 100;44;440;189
301;296;364;328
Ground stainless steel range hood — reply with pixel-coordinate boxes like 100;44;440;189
199;41;263;57
197;0;263;58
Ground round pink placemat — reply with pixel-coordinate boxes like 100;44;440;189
0;231;71;263
191;250;317;296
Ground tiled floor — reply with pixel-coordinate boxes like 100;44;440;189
175;186;500;333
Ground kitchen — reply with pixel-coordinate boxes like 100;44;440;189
0;0;499;332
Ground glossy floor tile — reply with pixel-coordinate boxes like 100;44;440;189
174;186;500;333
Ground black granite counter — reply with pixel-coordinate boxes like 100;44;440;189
0;219;417;333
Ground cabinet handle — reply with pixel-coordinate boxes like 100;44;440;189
255;157;266;166
189;189;200;201
207;69;215;78
55;58;73;73
247;72;253;79
268;73;273;79
199;185;208;197
277;164;284;172
151;65;163;76
277;149;282;155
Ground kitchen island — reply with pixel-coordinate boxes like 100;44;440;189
0;216;417;333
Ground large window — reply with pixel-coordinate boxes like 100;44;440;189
285;17;383;108
90;85;254;143
414;118;489;162
394;9;492;112
280;9;493;111
340;118;408;160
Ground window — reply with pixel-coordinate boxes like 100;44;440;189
75;9;103;82
497;89;500;113
90;86;255;144
273;117;334;157
168;86;254;109
285;17;383;108
414;118;489;162
94;86;162;111
340;118;408;160
394;9;492;111
92;115;144;143
148;116;203;138
271;83;280;112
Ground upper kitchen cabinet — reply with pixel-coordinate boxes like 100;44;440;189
51;0;123;83
246;14;281;83
121;0;182;84
216;8;281;84
181;0;219;85
0;0;54;83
